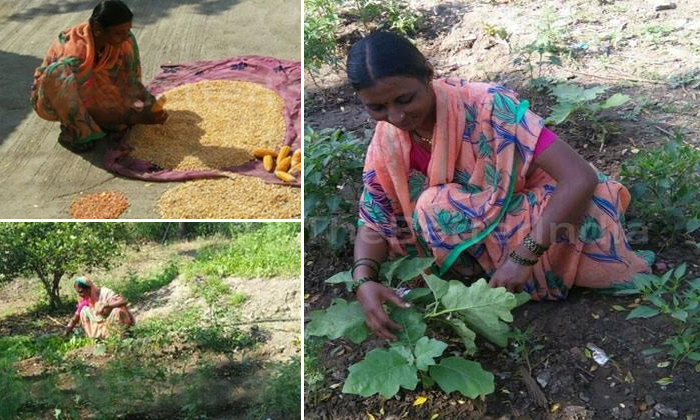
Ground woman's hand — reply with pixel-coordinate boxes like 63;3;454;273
488;255;534;293
356;281;410;340
135;107;169;125
99;304;112;316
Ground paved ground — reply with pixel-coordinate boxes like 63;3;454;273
0;0;300;219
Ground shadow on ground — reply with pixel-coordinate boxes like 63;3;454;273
0;51;42;145
7;0;246;25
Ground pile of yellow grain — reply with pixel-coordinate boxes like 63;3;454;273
127;80;286;171
70;191;129;219
157;176;300;219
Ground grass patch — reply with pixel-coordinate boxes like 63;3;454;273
248;356;301;420
0;335;92;363
103;260;180;303
185;223;300;279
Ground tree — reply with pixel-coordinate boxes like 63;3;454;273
0;223;125;310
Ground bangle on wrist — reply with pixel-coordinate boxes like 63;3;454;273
352;276;375;293
509;250;537;266
351;258;380;277
523;233;548;257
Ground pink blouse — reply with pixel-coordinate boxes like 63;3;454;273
410;126;558;175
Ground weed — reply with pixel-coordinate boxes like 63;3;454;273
621;134;700;243
248;357;302;420
304;336;328;405
0;358;27;420
544;82;630;150
509;326;543;373
106;260;179;303
668;68;700;89
620;263;700;370
514;11;571;82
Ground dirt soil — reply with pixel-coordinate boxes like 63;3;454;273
0;0;300;219
304;0;700;418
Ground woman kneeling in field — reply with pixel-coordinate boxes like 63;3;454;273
31;0;167;153
347;32;652;340
63;277;134;338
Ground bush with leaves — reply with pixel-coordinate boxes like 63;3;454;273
620;135;700;244
0;223;126;309
306;257;529;399
618;263;700;370
304;127;369;251
249;357;302;420
514;11;572;84
304;0;419;74
544;83;630;150
0;358;27;420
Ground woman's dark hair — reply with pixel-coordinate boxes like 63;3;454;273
89;0;133;28
346;31;433;91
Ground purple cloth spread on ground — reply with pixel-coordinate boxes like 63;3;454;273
104;56;301;186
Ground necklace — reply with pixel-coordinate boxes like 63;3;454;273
411;130;433;144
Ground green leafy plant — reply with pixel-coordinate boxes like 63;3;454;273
618;263;700;369
107;261;179;303
514;11;571;82
304;127;369;251
303;336;328;405
304;0;342;73
508;326;543;373
621;135;700;243
668;68;700;89
544;83;630;150
306;257;529;399
0;358;27;420
248;357;302;420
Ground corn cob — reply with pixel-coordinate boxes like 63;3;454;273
275;170;295;183
276;157;292;172
151;95;167;112
277;145;291;164
263;155;274;172
252;148;277;159
291;149;301;166
288;162;301;175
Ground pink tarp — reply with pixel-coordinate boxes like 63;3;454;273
104;56;301;187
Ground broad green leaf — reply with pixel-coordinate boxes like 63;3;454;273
600;93;630;109
343;348;418;398
390;344;415;365
514;292;531;307
392;307;426;347
393;257;435;282
380;256;408;283
414;337;448;371
674;263;687;280
626;305;660;320
305;299;369;344
670;309;688;322
404;288;432;302
423;273;449;300
444;318;477;355
686;218;700;234
429;357;494;398
687;352;700;362
581;86;608;101
93;343;106;356
325;270;353;291
439;279;517;346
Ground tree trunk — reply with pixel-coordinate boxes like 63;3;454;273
49;272;64;310
178;222;187;239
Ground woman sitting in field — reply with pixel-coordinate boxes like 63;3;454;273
347;32;651;340
63;277;134;339
31;0;167;153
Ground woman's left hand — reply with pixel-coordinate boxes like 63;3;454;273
488;257;534;293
